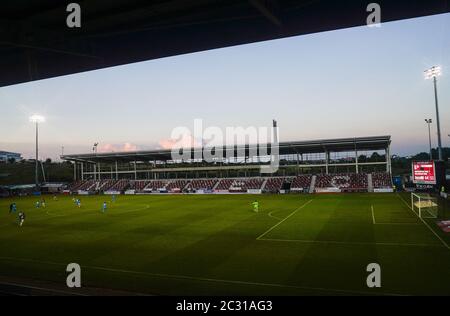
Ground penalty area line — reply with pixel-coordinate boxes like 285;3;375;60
257;199;313;240
396;193;450;251
257;238;444;248
370;205;419;226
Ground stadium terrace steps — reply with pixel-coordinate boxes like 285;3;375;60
309;175;316;193
368;174;374;192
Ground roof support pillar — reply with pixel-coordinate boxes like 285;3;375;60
386;146;392;174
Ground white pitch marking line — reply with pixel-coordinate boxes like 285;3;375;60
370;205;419;225
256;199;313;240
267;211;282;221
258;238;444;248
0;281;88;296
396;193;450;251
371;205;376;224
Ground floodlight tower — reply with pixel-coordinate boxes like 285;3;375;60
425;119;433;160
29;114;45;190
424;66;443;161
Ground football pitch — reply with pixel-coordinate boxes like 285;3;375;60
0;193;449;296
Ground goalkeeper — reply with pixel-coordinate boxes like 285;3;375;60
252;200;259;213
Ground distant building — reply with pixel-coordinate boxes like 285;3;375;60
0;151;22;163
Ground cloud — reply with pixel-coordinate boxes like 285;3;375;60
158;134;202;150
98;142;139;153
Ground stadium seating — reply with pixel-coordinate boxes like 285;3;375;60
186;179;218;191
315;173;368;192
290;175;313;192
65;172;388;194
107;179;130;191
347;173;368;192
77;180;96;191
68;180;85;191
144;180;169;191
372;172;392;188
215;179;234;191
98;180;116;191
166;180;189;192
129;180;149;191
264;177;285;193
229;178;265;192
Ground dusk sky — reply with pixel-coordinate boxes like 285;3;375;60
1;13;449;160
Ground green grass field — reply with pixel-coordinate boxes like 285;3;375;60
0;193;449;295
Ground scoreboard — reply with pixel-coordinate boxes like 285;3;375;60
412;161;436;185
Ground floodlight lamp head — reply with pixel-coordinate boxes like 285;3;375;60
424;66;441;79
29;114;45;123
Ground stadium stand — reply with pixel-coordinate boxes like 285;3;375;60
372;172;392;189
107;179;130;192
68;180;85;191
66;173;391;194
215;179;234;191
264;177;285;193
229;178;265;192
166;180;189;192
290;175;313;192
129;180;149;191
98;180;116;191
186;179;218;191
77;180;96;191
315;173;368;192
144;180;169;191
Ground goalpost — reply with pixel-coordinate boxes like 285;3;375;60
411;193;439;219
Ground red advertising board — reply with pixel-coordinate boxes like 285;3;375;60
412;161;436;184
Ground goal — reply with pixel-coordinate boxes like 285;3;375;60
411;193;439;219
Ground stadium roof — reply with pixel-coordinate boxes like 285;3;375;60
0;151;22;156
61;135;391;163
1;1;448;87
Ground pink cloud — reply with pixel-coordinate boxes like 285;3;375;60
159;134;201;150
98;142;139;153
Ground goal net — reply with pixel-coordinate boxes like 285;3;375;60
411;193;439;219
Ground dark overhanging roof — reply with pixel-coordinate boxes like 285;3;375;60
61;135;391;163
1;1;449;87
